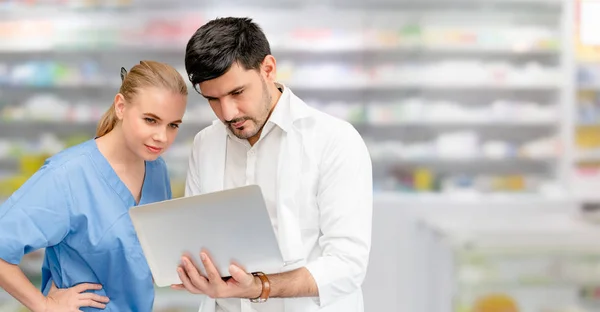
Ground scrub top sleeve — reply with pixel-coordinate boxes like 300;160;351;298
0;166;71;265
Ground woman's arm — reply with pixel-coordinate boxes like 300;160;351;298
0;166;109;311
0;259;47;312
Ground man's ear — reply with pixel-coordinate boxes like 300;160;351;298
114;93;126;120
261;55;277;82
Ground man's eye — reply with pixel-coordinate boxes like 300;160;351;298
232;90;243;96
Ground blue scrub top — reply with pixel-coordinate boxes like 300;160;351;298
0;139;172;311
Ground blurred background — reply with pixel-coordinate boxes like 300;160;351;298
1;0;600;311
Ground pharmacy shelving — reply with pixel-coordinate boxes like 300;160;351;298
0;0;573;197
572;0;600;205
0;0;577;311
407;211;600;312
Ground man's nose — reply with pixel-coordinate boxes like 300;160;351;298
221;99;240;122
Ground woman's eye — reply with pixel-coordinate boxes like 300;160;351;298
170;124;180;129
145;118;156;123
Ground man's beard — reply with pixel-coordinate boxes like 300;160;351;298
228;78;272;140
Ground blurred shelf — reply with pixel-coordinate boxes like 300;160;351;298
287;82;561;91
375;156;556;172
578;84;600;92
373;191;569;204
0;0;573;208
0;81;560;92
575;150;600;163
0;0;565;15
383;156;556;163
0;45;560;57
0;120;556;137
458;280;600;289
0;120;210;139
0;158;16;169
357;120;557;129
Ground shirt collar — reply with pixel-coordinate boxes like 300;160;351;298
265;82;291;133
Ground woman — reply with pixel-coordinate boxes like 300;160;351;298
0;60;188;311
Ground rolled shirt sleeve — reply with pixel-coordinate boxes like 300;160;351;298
304;122;373;307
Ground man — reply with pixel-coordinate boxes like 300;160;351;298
175;16;373;312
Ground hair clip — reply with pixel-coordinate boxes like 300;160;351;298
120;67;127;82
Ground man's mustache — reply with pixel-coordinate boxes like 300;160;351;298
227;117;251;125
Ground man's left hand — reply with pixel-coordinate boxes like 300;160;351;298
171;252;262;299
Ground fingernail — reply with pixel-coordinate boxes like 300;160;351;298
229;265;238;273
201;253;206;261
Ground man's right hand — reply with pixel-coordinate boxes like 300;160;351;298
43;281;110;311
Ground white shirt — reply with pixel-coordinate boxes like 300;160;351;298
217;90;285;312
185;84;373;312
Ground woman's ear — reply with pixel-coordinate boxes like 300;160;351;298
114;93;127;120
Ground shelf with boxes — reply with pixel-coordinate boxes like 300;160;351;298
0;2;570;200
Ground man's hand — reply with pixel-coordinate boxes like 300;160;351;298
43;281;110;312
171;251;262;299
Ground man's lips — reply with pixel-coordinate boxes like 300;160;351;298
231;120;246;128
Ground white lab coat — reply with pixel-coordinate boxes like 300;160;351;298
184;86;373;312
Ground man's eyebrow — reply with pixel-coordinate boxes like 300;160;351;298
201;85;246;100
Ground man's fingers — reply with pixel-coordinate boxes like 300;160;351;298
170;284;186;291
178;265;201;293
182;257;210;289
78;299;107;309
72;283;102;293
200;253;222;282
80;293;110;303
228;264;253;285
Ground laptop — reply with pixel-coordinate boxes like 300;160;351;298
128;184;284;287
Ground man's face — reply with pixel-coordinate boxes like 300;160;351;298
196;62;273;143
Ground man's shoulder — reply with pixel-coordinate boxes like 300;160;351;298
302;105;363;143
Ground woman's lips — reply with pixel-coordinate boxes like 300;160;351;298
145;145;162;154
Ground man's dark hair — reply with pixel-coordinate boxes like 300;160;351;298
185;17;272;88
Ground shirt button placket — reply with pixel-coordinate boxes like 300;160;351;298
246;149;256;185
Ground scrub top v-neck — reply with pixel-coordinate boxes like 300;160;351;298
0;139;173;311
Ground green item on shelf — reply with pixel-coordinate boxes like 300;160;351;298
65;135;92;148
399;24;422;35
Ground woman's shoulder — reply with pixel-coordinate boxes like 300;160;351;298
43;139;97;169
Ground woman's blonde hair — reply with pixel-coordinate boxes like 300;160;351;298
96;60;188;137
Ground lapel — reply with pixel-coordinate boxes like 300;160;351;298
198;120;227;194
198;89;314;266
275;90;313;267
196;89;317;312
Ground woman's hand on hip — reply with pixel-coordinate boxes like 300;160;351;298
43;281;110;312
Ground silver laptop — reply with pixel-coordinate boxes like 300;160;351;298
128;185;284;287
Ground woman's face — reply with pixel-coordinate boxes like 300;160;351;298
116;87;187;161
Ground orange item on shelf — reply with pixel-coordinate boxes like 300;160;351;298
473;294;519;312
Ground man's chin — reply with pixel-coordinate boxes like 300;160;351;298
230;127;256;140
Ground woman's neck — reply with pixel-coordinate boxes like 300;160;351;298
96;127;143;168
